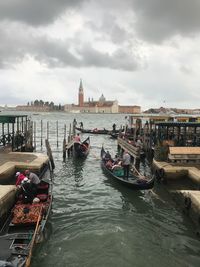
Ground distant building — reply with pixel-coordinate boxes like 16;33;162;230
119;105;141;114
64;80;119;113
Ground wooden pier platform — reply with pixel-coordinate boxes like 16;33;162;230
117;137;140;159
0;149;49;183
153;159;200;184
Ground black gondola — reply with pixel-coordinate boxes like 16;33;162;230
100;147;154;190
109;132;119;139
76;127;110;135
74;137;90;158
0;167;53;267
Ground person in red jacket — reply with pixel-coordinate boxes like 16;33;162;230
15;172;26;186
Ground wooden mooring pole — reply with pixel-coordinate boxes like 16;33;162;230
47;121;49;141
56;121;59;148
67;123;72;157
34;121;36;150
63;124;66;161
45;139;55;170
41;120;43;147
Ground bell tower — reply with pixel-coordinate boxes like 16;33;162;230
78;79;84;107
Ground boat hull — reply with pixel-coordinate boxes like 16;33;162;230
73;137;90;158
100;148;154;190
0;167;53;267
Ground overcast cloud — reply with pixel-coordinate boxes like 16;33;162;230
0;0;200;110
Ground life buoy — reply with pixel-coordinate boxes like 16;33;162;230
184;197;191;210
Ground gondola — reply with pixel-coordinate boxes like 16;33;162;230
76;127;110;135
100;147;154;190
73;137;90;158
0;167;53;267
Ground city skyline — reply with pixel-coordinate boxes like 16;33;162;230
0;1;200;109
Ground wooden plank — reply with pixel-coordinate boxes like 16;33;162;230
169;147;200;155
117;138;140;159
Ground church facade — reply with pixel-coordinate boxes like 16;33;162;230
64;80;141;114
64;80;118;113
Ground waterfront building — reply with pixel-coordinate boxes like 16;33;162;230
64;79;119;113
64;80;140;114
119;105;141;114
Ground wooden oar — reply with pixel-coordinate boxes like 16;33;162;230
131;164;145;179
25;206;43;267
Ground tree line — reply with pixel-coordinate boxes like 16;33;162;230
27;100;64;111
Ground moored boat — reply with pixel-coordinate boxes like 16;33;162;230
76;127;110;135
100;147;154;190
74;137;90;158
0;167;53;267
109;132;119;139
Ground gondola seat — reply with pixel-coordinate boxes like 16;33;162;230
36;194;48;202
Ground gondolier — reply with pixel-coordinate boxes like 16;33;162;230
122;151;131;179
100;147;154;190
74;133;81;143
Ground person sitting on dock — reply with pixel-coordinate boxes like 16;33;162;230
15;171;26;186
74;133;81;143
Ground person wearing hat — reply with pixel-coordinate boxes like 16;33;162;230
15;172;26;186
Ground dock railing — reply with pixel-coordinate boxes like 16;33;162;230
117;137;141;159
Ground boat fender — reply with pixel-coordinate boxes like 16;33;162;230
159;168;165;179
184;197;191;210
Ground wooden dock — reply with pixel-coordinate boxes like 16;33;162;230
0;149;49;184
152;146;200;233
117;137;141;159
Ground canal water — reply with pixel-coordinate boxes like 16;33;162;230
24;112;200;267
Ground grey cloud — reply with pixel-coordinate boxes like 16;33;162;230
132;0;200;42
86;14;130;45
0;26;140;71
0;0;86;26
77;45;139;71
179;65;193;75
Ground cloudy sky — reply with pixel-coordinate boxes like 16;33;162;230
0;0;200;110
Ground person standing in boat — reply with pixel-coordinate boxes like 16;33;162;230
80;121;83;129
122;150;131;179
112;123;116;132
74;133;81;143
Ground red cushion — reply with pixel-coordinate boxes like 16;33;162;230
36;194;48;201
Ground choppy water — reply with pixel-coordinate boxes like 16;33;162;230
9;112;200;267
